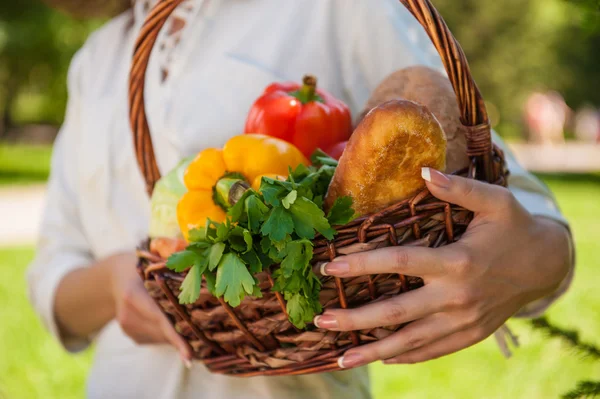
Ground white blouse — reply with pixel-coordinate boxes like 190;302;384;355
27;1;571;398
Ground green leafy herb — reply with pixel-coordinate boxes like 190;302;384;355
261;206;294;241
179;264;202;304
289;197;336;240
327;196;356;225
169;159;355;328
245;194;269;233
208;242;225;271
281;190;297;209
166;250;199;272
310;148;339;167
215;253;255;307
286;292;321;329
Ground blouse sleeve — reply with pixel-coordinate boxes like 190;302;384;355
336;0;574;315
26;47;95;353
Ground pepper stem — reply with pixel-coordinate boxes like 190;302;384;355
213;173;250;211
291;75;324;104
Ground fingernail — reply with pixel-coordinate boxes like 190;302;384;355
319;262;329;276
322;262;350;276
421;167;450;189
181;355;193;369
338;352;366;369
313;313;339;329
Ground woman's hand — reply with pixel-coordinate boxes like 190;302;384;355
314;168;572;368
55;252;193;367
108;253;193;367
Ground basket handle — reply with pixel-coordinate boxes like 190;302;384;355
129;0;494;196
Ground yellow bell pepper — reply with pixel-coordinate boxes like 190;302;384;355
177;134;308;239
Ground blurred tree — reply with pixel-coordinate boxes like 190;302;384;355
432;0;600;138
0;0;101;136
0;0;598;142
567;0;600;33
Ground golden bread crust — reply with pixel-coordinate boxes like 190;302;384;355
325;99;446;217
359;66;469;174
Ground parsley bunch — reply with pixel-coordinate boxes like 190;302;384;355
166;152;355;328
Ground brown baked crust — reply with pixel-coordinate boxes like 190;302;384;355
358;66;469;174
325;99;446;217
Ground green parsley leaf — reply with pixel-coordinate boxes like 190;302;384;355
245;195;269;233
259;179;287;206
280;240;313;278
204;221;218;242
178;264;202;304
188;227;207;242
227;189;255;222
260;235;272;254
204;271;216;295
289;197;336;240
166;250;199;273
326;196;356;225
240;249;262;274
310;149;339;167
286;293;316;329
313;195;324;209
208;242;225;271
252;284;263;298
189;241;211;250
281;190;297;209
289;164;312;182
261;206;294;241
228;226;253;253
216;220;231;242
215;253;255;307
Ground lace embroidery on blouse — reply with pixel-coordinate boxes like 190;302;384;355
133;0;208;83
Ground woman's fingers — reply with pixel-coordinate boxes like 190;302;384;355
336;312;466;369
118;281;193;365
422;168;512;214
130;283;193;365
382;324;491;364
116;297;166;344
314;283;448;331
322;245;448;278
159;314;194;368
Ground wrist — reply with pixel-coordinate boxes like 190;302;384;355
533;216;573;294
100;252;138;317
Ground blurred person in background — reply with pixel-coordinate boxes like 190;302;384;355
573;105;600;143
28;1;574;398
524;91;570;144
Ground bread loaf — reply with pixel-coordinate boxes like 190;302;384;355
358;66;469;173
325;99;446;217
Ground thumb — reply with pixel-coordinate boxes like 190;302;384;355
421;167;508;213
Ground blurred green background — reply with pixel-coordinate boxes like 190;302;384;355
0;0;599;398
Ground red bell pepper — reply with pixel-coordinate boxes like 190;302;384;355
244;75;352;158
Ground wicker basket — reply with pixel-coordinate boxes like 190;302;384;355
129;0;508;377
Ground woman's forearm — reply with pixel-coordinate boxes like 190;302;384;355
53;255;120;341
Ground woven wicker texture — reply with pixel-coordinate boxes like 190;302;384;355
130;0;508;377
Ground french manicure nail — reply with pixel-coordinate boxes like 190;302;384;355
182;356;193;369
313;313;339;329
421;167;450;188
338;352;366;369
320;262;329;276
323;262;350;276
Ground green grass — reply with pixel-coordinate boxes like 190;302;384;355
0;144;52;185
0;248;93;399
0;174;598;398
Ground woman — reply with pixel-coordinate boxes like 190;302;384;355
29;0;574;398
